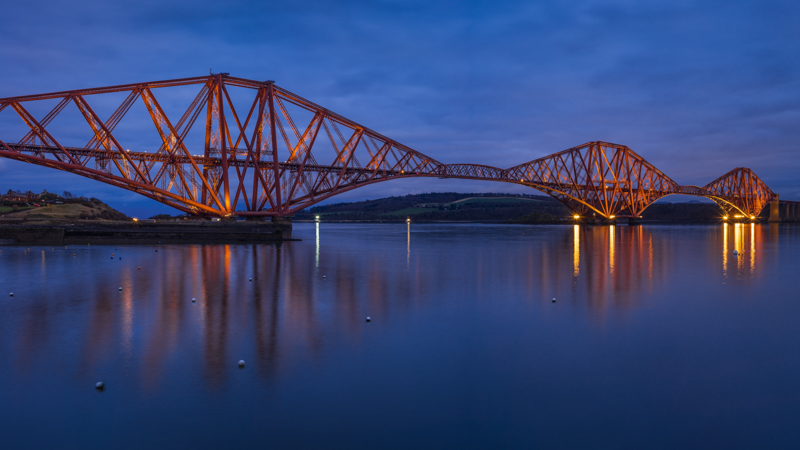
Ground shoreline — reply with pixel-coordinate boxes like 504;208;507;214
0;220;294;245
294;219;750;225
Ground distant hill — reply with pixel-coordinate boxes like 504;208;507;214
0;199;129;222
295;193;744;223
640;202;734;222
295;193;572;222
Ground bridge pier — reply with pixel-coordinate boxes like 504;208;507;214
271;216;292;225
769;194;781;222
270;216;292;239
628;217;641;226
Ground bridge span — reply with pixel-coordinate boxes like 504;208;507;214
0;75;778;220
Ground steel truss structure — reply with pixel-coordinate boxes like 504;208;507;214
0;75;776;219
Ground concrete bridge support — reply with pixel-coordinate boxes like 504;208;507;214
782;201;800;222
769;194;781;222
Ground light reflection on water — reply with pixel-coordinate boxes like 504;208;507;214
1;223;799;448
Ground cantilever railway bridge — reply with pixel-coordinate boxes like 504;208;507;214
0;75;777;220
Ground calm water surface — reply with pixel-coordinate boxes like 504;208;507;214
1;223;800;449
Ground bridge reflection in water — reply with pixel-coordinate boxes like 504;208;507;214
0;224;781;391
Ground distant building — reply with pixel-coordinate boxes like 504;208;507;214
1;190;33;202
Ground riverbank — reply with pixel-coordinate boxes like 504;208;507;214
0;219;293;244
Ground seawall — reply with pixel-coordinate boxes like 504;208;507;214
0;219;292;245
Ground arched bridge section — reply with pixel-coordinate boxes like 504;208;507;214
0;75;776;219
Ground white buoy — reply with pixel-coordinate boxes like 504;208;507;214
552;297;556;302
9;293;12;297
733;249;739;256
119;287;122;291
366;317;371;322
238;360;245;367
95;382;104;389
192;298;196;303
249;278;252;281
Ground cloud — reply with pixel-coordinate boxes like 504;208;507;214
1;0;799;216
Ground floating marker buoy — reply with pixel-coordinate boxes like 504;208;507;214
155;250;158;252
9;293;12;297
192;298;196;303
118;287;122;291
95;382;104;389
111;256;113;259
249;278;252;281
552;297;556;302
366;317;371;322
119;257;121;260
238;360;245;367
138;267;140;270
733;250;739;256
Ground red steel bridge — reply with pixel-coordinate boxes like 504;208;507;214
0;75;777;220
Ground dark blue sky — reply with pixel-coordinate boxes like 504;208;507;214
1;0;798;217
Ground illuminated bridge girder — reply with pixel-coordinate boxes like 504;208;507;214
0;75;776;219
